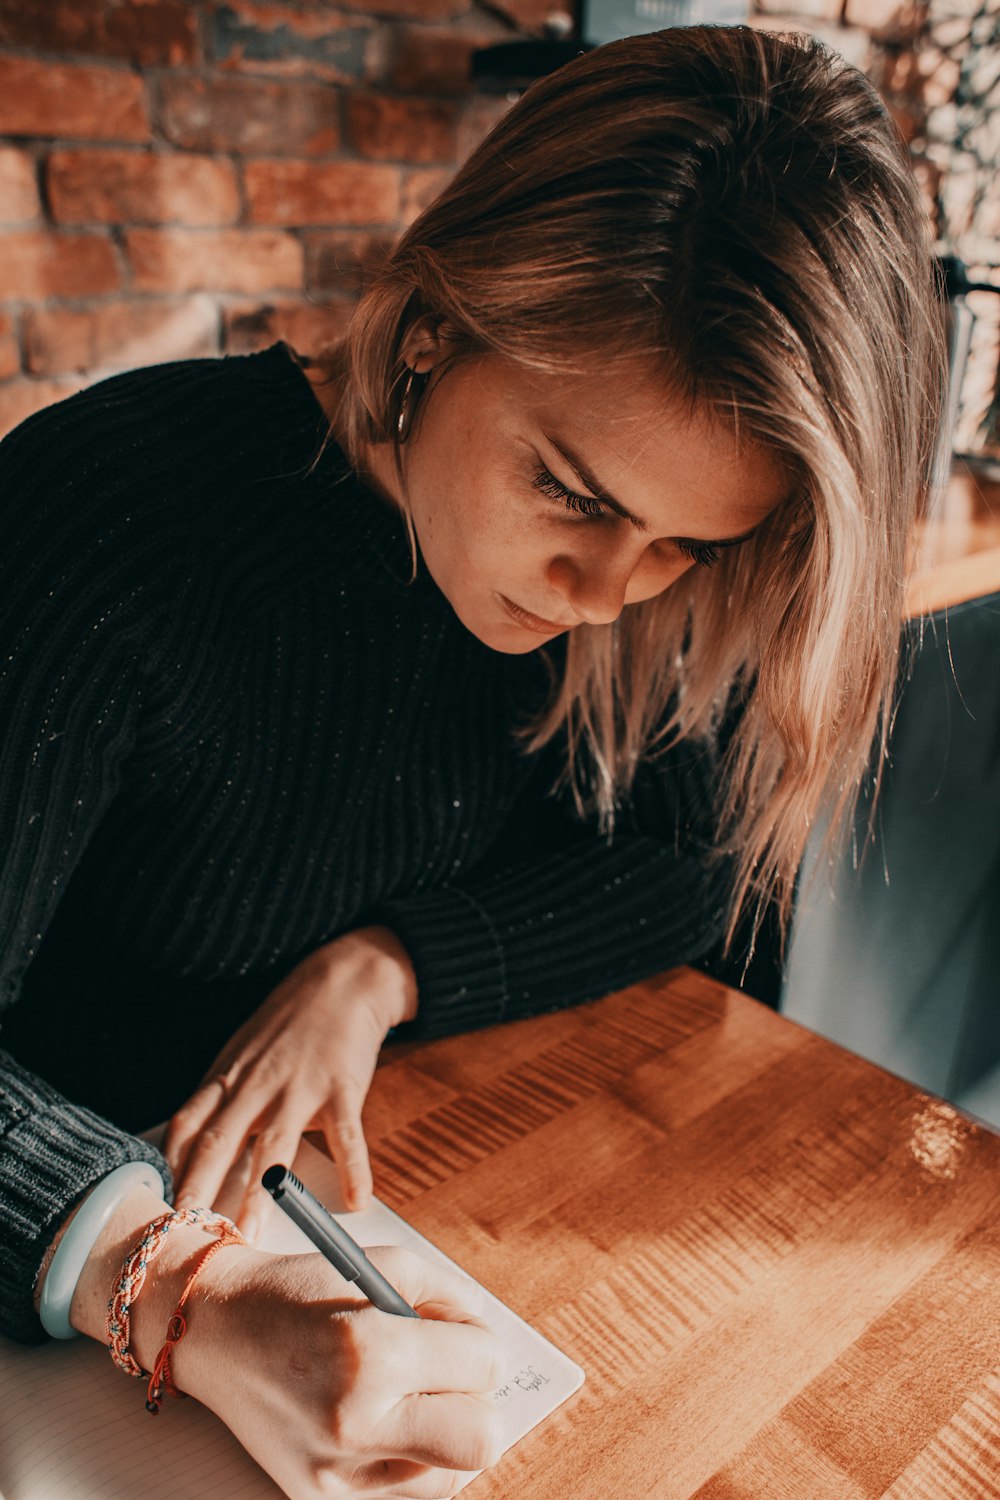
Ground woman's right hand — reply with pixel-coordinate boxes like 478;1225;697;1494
60;1184;505;1500
182;1242;505;1499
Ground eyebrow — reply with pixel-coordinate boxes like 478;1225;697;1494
544;433;761;550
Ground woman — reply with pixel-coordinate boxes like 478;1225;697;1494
0;23;942;1500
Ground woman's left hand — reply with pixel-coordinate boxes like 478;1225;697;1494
163;925;418;1238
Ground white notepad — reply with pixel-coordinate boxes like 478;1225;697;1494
0;1140;584;1499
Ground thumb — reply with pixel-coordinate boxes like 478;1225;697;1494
365;1245;491;1328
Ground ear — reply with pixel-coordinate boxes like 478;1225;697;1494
399;316;458;375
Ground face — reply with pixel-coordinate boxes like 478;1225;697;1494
367;349;789;655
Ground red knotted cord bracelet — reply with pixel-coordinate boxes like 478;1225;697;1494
145;1224;244;1414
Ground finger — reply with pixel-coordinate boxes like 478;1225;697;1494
376;1391;503;1473
318;1097;374;1212
347;1457;476;1497
238;1112;312;1241
368;1300;504;1398
366;1248;490;1330
208;1137;261;1225
164;1077;230;1185
170;1096;265;1212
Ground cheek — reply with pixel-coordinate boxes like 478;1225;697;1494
624;550;695;604
414;448;546;577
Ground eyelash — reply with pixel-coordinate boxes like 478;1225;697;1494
678;540;722;568
532;465;607;518
530;465;722;568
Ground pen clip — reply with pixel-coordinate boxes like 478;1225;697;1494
324;1245;361;1284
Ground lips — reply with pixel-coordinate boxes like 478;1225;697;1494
498;594;575;634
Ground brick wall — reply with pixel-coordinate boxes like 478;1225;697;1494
920;0;1000;455
0;0;994;445
751;1;1000;458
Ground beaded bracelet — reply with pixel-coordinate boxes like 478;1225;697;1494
107;1208;241;1378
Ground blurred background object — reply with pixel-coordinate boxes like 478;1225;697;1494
0;0;996;453
580;0;745;45
776;6;1000;1130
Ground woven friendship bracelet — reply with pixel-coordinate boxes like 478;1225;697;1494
107;1208;241;1378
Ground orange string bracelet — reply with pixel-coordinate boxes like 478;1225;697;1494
145;1224;244;1415
107;1208;241;1379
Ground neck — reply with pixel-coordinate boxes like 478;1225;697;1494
360;440;406;515
301;361;404;515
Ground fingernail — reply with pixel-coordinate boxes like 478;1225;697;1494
241;1214;260;1244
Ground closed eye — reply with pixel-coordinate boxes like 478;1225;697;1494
531;464;607;518
532;462;750;568
676;539;721;568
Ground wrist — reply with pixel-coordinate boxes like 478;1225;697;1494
67;1186;252;1394
35;1162;166;1336
317;925;418;1029
360;924;419;1027
128;1225;255;1405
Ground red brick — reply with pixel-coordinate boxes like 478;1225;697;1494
210;2;370;82
303;231;395;296
157;75;340;156
0;0;197;66
49;150;240;227
401;167;453;224
0;147;40;224
843;0;924;36
0;377;89;441
456;95;511;160
0;58;150;143
386;26;495;95
336;0;471;17
346;93;459;164
0;311;19;381
222;297;354;357
127;228;303;294
245;160;400;226
0;231;120;299
483;0;558;30
25;297;219;376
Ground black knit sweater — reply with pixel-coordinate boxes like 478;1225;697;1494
0;344;728;1343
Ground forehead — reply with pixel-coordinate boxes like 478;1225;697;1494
484;354;789;531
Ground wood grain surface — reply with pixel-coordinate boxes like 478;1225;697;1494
363;967;1000;1499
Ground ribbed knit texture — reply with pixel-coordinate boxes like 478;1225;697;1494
0;344;729;1344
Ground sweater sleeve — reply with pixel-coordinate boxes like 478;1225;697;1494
377;732;732;1040
0;393;174;1344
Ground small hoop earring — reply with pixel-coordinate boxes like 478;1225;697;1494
396;367;424;443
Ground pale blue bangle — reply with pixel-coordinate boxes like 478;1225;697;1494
38;1161;165;1340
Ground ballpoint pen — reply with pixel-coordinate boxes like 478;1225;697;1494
262;1163;418;1318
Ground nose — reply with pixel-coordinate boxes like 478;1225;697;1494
547;544;690;626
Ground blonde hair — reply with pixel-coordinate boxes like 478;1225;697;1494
326;25;946;942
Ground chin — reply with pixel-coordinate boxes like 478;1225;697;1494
472;622;554;655
488;634;554;655
452;605;557;655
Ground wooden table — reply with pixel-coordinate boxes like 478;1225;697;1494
365;967;1000;1499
